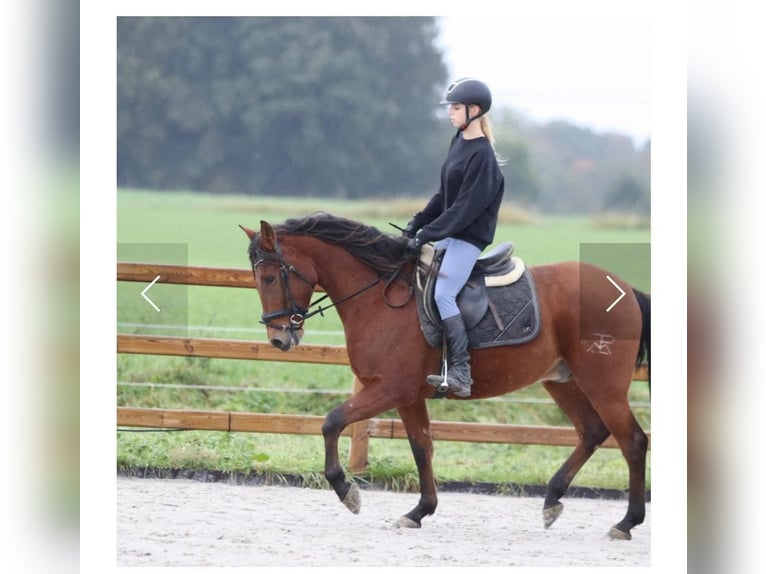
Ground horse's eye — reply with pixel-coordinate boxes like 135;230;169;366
262;275;276;286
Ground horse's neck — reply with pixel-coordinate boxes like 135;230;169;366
302;238;378;303
313;243;384;329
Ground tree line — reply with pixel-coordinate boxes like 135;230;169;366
117;17;649;214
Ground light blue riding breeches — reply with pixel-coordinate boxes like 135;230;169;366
433;237;482;321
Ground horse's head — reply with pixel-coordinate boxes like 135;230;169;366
240;220;318;351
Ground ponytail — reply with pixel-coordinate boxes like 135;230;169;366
479;115;507;166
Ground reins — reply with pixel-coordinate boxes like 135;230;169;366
303;275;384;320
382;262;414;308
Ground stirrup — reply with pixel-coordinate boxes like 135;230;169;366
426;357;450;393
426;373;449;393
426;370;471;397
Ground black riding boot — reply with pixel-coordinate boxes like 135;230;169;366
426;314;473;397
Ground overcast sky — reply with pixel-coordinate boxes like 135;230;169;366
436;2;651;144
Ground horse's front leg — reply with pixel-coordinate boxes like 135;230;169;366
321;385;400;514
321;404;361;513
395;400;437;528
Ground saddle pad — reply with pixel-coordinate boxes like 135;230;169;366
416;268;542;350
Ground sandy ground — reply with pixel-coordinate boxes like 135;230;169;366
116;476;650;567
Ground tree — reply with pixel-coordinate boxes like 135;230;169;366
603;173;650;214
117;17;448;197
517;119;649;213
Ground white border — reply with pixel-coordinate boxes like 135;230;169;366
81;2;690;572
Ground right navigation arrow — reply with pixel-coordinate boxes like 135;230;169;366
605;275;626;312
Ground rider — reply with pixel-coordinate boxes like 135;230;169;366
403;78;505;398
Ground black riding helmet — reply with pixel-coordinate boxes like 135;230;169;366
440;78;492;130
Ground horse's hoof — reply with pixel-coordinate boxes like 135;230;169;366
395;516;421;529
608;525;632;540
543;503;564;529
342;483;361;514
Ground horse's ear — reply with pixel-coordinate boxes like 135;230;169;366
259;220;277;252
239;224;257;240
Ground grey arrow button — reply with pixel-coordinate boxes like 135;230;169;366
605;275;625;312
141;275;161;312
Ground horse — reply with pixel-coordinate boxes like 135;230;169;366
239;212;650;540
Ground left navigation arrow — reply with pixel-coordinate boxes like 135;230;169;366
141;275;161;312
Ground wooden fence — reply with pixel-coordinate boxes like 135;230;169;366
117;262;650;472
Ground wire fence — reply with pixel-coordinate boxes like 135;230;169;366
117;380;651;408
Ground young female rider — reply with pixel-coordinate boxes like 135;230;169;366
403;78;505;398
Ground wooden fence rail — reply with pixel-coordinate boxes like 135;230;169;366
117;406;625;447
117;262;650;472
117;334;349;364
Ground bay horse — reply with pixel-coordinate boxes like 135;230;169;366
240;213;650;540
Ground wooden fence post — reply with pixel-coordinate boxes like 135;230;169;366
347;375;370;473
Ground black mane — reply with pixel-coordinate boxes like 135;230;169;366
251;212;407;276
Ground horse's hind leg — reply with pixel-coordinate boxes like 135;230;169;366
395;400;437;528
542;380;610;529
572;365;649;540
599;406;648;540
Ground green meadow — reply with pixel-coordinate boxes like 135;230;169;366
117;189;651;491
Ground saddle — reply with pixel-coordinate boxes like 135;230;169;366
415;242;542;350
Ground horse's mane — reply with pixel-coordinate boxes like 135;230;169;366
255;212;407;276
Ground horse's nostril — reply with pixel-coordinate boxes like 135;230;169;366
270;338;288;351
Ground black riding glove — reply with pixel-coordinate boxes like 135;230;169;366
401;220;420;239
405;235;422;257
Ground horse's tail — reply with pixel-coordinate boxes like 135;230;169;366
633;288;651;392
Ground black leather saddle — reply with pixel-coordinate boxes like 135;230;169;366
420;242;522;329
415;242;541;350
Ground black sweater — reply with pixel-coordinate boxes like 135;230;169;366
411;133;505;251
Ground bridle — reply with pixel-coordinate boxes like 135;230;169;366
251;243;406;339
251;248;317;335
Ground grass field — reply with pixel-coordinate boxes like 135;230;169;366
117;189;651;491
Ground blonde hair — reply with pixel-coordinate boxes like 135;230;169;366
479;115;507;166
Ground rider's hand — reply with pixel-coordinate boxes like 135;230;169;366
405;235;421;257
401;221;419;239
